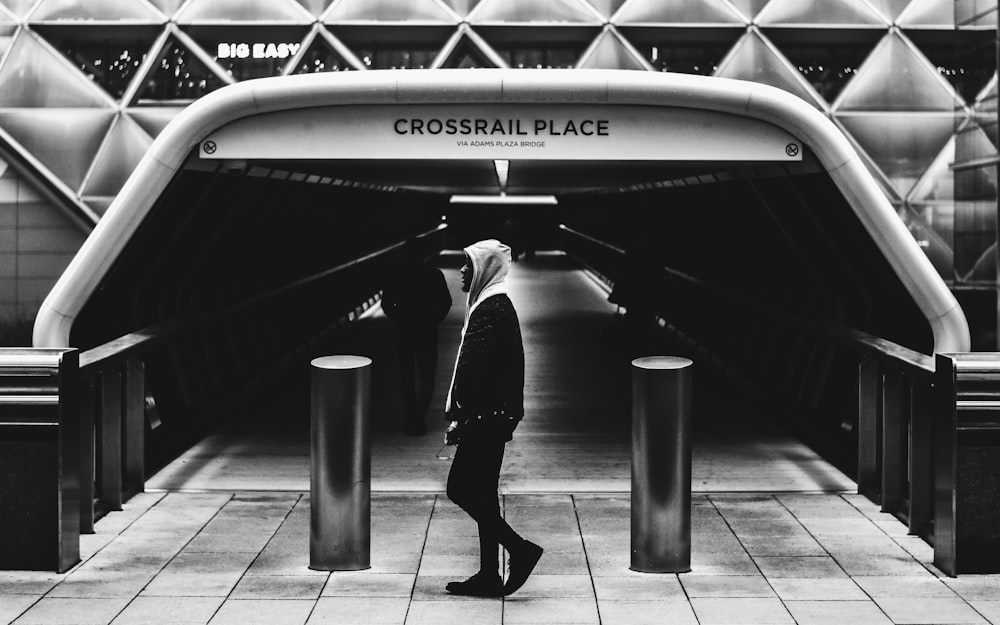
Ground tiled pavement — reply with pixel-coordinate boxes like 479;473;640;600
3;491;999;625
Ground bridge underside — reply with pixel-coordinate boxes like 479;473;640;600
63;149;930;478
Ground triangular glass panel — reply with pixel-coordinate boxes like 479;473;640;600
29;0;163;22
82;196;115;216
897;0;952;27
33;25;160;100
973;102;998;150
896;202;954;279
0;25;15;62
579;28;648;70
835;32;959;111
614;0;744;25
715;30;825;109
335;26;457;69
81;114;152;197
0;0;39;19
185;26;309;80
291;34;355;72
908;135;954;201
144;0;185;18
471;0;600;24
134;34;227;104
864;0;913;22
586;0;627;20
843;137;902;201
294;0;335;17
0;109;115;190
757;0;886;26
438;0;483;18
975;74;996;108
479;26;599;68
126;106;182;137
0;4;14;21
905;30;997;105
957;241;996;285
836;113;955;197
957;120;998;166
0;31;111;107
765;28;882;103
619;26;744;75
724;0;771;22
438;31;498;68
177;0;312;23
325;0;457;23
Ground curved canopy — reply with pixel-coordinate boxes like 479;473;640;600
33;68;969;353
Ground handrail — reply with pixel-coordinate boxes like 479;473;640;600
76;224;447;372
558;223;933;376
0;348;80;572
559;222;940;545
184;223;448;330
934;352;1000;576
64;223;448;535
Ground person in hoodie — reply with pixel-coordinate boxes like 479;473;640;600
442;239;543;598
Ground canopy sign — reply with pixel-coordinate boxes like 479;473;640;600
200;103;802;162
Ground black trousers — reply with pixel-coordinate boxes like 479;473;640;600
446;431;523;574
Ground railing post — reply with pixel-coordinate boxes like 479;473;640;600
0;348;80;572
933;354;959;575
881;369;906;514
309;355;372;571
98;369;123;512
858;358;881;501
909;380;933;536
122;359;145;496
79;376;95;533
631;356;693;574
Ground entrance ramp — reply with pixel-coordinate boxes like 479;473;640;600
147;253;854;494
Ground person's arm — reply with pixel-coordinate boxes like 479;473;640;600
449;301;499;418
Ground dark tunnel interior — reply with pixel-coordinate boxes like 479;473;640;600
71;151;933;477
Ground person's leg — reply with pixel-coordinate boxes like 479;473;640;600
446;434;541;596
445;437;505;595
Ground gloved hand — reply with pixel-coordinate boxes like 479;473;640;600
445;420;461;446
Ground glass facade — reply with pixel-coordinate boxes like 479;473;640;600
0;0;995;337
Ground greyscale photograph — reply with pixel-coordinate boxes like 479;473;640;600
0;0;999;624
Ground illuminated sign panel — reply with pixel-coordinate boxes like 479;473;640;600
217;43;301;59
201;104;802;162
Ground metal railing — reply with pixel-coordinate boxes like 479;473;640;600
933;353;1000;575
559;223;1000;571
0;348;80;571
0;225;447;560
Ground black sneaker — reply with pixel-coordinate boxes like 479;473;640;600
503;541;543;596
445;571;504;597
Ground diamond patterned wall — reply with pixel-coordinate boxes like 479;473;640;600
0;0;995;291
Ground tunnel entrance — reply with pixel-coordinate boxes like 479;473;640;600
34;69;967;488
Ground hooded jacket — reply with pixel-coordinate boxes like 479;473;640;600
445;240;525;440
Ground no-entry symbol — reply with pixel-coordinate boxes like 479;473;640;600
203;141;217;155
785;143;799;157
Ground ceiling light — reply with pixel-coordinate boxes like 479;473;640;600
450;194;558;205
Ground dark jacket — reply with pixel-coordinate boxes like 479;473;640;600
447;294;525;441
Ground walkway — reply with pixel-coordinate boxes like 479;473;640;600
6;254;997;624
148;254;853;494
3;491;998;625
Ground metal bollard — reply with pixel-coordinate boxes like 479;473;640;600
310;355;372;571
631;356;693;573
